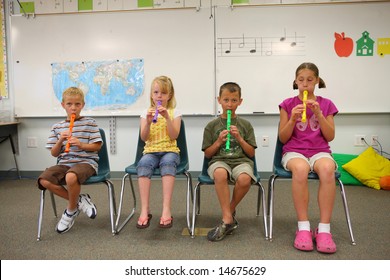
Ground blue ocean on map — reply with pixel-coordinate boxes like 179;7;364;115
52;59;144;110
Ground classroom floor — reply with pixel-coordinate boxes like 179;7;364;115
0;177;389;260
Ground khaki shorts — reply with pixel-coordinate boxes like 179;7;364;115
37;163;96;190
207;161;257;184
281;152;337;172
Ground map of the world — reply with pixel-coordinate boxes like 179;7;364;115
52;59;144;110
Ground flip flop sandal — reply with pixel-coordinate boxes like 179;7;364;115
136;214;152;229
159;216;173;228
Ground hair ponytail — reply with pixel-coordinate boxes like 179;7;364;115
318;77;326;88
293;80;298;89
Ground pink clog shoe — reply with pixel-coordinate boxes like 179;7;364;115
314;228;337;254
294;230;314;251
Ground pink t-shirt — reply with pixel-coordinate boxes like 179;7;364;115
279;95;338;158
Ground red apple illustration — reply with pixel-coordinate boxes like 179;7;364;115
334;32;354;57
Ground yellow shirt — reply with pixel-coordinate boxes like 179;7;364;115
143;109;180;154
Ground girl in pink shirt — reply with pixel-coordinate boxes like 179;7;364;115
279;62;338;254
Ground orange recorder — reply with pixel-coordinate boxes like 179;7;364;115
64;113;76;153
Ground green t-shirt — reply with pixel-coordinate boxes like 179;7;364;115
202;116;257;169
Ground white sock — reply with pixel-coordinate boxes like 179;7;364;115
318;223;331;233
66;208;77;216
298;221;310;231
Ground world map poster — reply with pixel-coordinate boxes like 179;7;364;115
51;59;145;112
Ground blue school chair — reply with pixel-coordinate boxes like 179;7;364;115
115;119;193;233
37;128;117;241
190;156;268;239
266;136;356;245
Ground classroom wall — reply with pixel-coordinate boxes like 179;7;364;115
1;113;389;176
8;1;390;117
1;1;390;176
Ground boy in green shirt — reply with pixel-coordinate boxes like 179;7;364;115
201;82;257;242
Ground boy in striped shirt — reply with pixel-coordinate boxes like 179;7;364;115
37;87;102;234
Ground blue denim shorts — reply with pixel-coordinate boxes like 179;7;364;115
136;152;180;178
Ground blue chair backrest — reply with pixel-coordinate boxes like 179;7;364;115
176;120;189;170
200;157;211;177
84;128;110;184
96;128;110;178
273;137;285;172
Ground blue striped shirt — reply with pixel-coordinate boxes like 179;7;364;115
46;116;102;172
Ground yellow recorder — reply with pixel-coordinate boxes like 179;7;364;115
301;90;308;123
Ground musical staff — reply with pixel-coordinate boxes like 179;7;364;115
250;39;257;53
291;32;297;47
280;28;287;42
239;34;245;48
225;40;232;54
217;31;305;57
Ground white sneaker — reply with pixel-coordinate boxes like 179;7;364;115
78;194;97;219
56;209;79;234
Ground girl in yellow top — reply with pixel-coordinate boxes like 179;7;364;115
136;76;181;229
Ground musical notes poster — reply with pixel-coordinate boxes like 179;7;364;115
217;31;305;57
215;3;390;114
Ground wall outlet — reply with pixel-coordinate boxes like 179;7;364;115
262;136;269;147
27;137;38;148
371;135;378;146
354;135;365;146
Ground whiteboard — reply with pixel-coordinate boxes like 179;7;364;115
8;2;390;117
215;2;390;114
10;8;215;117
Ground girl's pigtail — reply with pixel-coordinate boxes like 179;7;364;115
318;78;326;88
293;81;298;89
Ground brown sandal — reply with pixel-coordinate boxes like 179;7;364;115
159;216;173;228
136;214;152;229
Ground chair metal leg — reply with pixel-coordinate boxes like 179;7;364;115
115;173;137;233
8;134;21;179
255;181;269;240
337;178;356;245
185;171;193;235
37;190;57;241
267;174;277;242
256;187;261;216
37;190;46;241
104;180;118;235
49;191;57;217
190;182;202;238
196;187;201;215
268;175;355;245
